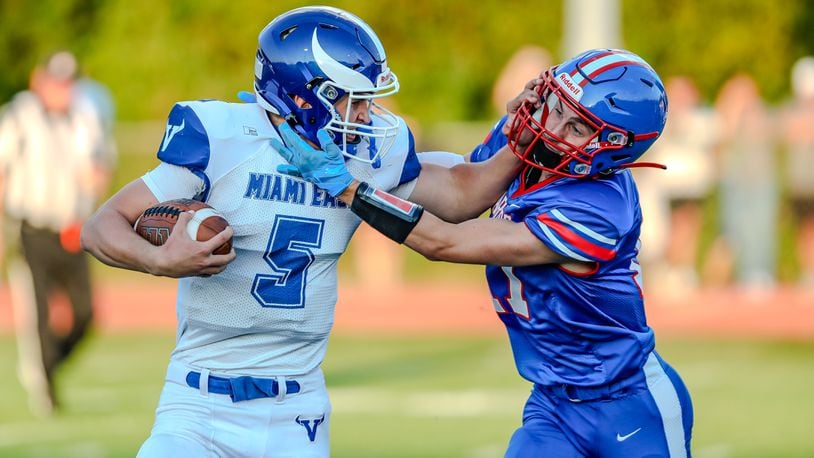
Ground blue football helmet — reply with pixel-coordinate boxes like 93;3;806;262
507;48;668;178
255;6;400;163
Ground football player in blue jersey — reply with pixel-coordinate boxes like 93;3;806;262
81;6;530;458
276;48;694;457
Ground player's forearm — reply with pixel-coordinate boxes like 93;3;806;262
411;145;521;223
401;212;485;264
340;180;563;266
464;144;523;207
337;183;476;262
81;207;161;274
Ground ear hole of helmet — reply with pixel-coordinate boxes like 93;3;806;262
606;131;628;146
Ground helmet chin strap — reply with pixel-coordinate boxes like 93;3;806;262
529;141;563;169
523;142;563;184
616;161;667;171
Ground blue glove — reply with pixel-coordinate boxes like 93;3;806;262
237;91;257;103
272;123;354;197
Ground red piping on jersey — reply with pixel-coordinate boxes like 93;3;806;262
630;271;644;298
511;173;564;198
483;130;493;144
558;262;600;276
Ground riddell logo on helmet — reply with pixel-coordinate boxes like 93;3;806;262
557;73;583;101
377;69;392;86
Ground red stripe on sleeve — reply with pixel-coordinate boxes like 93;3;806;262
537;213;616;261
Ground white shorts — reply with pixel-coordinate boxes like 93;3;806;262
137;360;331;458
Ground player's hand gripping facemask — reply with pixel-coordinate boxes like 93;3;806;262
273;124;354;198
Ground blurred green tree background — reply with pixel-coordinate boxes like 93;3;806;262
3;0;812;283
2;0;813;124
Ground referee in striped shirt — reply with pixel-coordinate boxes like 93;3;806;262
0;51;116;416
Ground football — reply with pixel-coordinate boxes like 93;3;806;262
134;198;232;255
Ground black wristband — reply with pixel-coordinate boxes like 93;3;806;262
350;182;424;244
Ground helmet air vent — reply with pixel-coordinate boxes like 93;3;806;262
280;26;297;40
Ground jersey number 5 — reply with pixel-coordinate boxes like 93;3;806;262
251;215;324;308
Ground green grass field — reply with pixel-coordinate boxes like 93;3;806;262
0;333;813;457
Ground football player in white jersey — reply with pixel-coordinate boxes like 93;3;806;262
81;6;530;457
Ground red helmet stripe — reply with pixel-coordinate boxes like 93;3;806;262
567;51;651;88
584;60;648;83
578;50;616;67
568;50;614;78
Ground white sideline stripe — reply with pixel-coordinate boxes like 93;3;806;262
643;352;687;458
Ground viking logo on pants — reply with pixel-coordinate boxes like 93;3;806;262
295;415;325;442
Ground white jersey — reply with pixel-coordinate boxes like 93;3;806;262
142;100;420;376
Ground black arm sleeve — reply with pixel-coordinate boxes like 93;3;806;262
350;182;424;244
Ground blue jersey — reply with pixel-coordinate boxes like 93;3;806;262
472;120;654;388
469;116;509;163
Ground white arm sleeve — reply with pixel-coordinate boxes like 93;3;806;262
417;151;466;167
389;177;418;200
140;162;206;202
386;151;466;200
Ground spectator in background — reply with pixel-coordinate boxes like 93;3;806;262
0;50;116;415
491;45;552;117
711;73;779;290
780;56;814;289
420;45;552;170
634;76;719;293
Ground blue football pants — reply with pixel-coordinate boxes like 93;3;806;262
505;352;693;457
